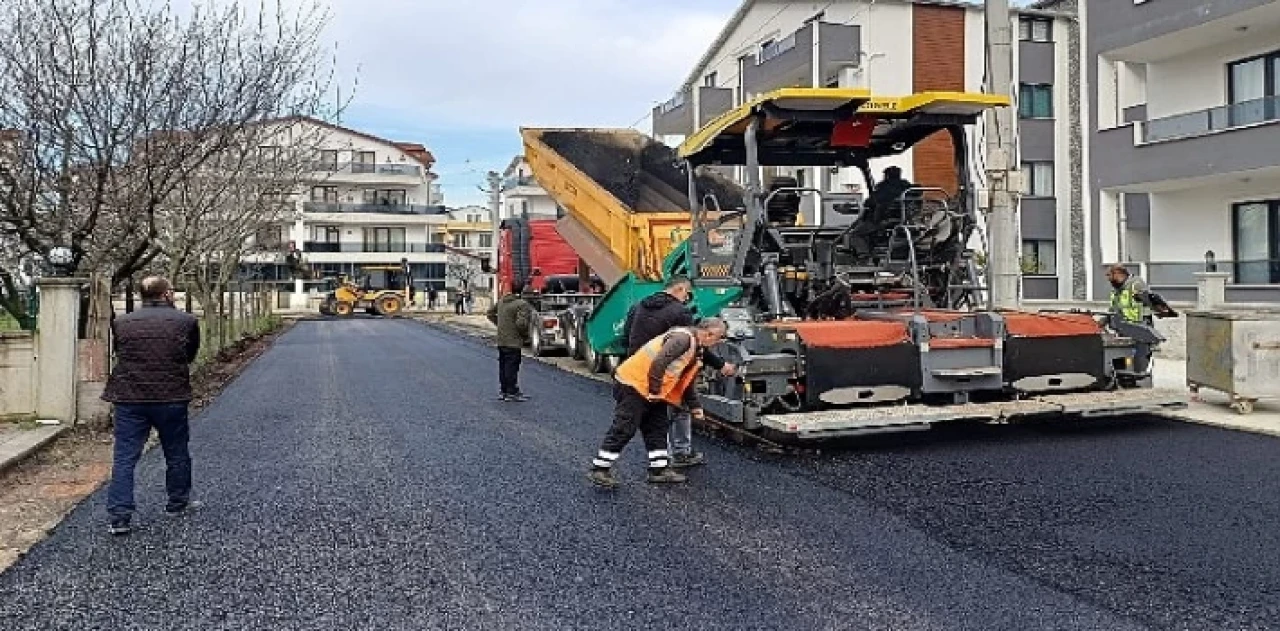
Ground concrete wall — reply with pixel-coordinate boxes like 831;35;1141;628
0;332;36;420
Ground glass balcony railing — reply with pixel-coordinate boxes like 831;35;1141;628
502;175;538;190
1146;259;1280;285
302;242;447;254
308;161;423;177
1140;95;1280;144
302;202;442;215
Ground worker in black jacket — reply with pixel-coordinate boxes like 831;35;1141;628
623;275;736;468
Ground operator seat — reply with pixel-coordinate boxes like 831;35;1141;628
766;176;802;227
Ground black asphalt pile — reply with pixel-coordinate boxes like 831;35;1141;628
1;319;1277;630
540;130;744;213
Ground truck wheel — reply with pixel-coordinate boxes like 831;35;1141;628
529;319;546;357
605;354;621;372
334;301;354;317
565;320;582;360
375;294;403;316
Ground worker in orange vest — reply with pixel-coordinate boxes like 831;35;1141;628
588;318;727;488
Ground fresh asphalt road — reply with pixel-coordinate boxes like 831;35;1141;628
2;319;1279;630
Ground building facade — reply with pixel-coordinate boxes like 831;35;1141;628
651;0;1084;300
1088;0;1280;303
499;155;560;221
247;119;456;299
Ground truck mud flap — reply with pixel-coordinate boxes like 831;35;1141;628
757;389;1189;440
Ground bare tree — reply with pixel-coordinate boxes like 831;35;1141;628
0;0;346;324
445;247;483;292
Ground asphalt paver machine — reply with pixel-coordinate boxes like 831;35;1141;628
670;88;1185;439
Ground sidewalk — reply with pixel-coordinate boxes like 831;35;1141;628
1154;358;1280;437
0;423;68;474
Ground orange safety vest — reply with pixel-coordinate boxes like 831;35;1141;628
615;327;702;405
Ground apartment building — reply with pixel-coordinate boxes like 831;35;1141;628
500;155;560;221
1089;0;1280;303
437;204;496;263
651;0;1084;300
243;118;457;304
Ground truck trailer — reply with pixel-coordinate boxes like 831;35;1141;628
517;88;1187;440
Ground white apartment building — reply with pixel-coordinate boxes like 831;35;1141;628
240;118;458;305
1089;0;1280;303
651;0;1086;300
499;155;560;221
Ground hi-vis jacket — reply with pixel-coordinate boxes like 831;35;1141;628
1110;276;1151;323
614;327;703;407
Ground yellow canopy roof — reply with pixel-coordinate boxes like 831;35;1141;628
676;88;1010;166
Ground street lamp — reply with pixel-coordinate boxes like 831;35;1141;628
46;246;75;277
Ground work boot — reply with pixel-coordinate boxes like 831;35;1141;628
671;452;706;468
507;392;530;402
164;500;203;517
588;468;618;489
646;468;688;484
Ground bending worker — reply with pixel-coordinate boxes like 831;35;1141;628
588;318;728;488
623;276;736;469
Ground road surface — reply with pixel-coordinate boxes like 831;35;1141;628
1;319;1278;630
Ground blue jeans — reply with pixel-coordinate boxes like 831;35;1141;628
107;403;192;521
668;408;693;456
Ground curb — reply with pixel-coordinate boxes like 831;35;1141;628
0;425;70;476
1160;410;1280;439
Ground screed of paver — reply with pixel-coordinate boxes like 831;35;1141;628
0;319;1275;630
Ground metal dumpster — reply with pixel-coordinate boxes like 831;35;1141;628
1185;310;1280;414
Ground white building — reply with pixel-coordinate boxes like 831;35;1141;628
244;118;456;306
499;155;560;221
651;0;1084;300
1088;0;1280;303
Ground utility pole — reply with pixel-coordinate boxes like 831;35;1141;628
984;0;1021;310
484;171;502;297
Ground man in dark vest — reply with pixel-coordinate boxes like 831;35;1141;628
102;276;202;536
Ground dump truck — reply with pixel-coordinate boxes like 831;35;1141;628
520;88;1187;440
497;217;604;355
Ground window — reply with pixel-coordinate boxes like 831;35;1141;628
478;233;493;248
429;230;445;244
1021;240;1057;275
1020;162;1054;197
362;189;406;205
353;151;376;174
1019;84;1053;118
255;226;285;249
259;146;281;163
316;150;338;171
703;72;718;87
451;232;469;248
310;186;337;203
1232;200;1280;284
363;227;406;253
311;226;340;243
467;213;481;223
1227;50;1279;127
1018;17;1051;43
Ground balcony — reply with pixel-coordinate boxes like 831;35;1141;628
502;175;539;191
302;202;445;215
1093;96;1280;189
652;89;693;137
741;22;859;97
303;242;447;254
1140;95;1280;144
307;161;424;183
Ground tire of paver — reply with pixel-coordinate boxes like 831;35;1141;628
375;294;403;316
334;301;355;317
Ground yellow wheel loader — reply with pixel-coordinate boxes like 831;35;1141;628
318;265;412;317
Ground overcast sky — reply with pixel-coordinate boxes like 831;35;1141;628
324;0;741;206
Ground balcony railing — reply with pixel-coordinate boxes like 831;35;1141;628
1139;95;1280;144
302;242;447;254
308;161;423;177
1146;259;1280;286
502;175;538;190
302;202;442;215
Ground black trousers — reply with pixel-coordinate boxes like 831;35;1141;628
498;346;523;395
593;383;673;470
